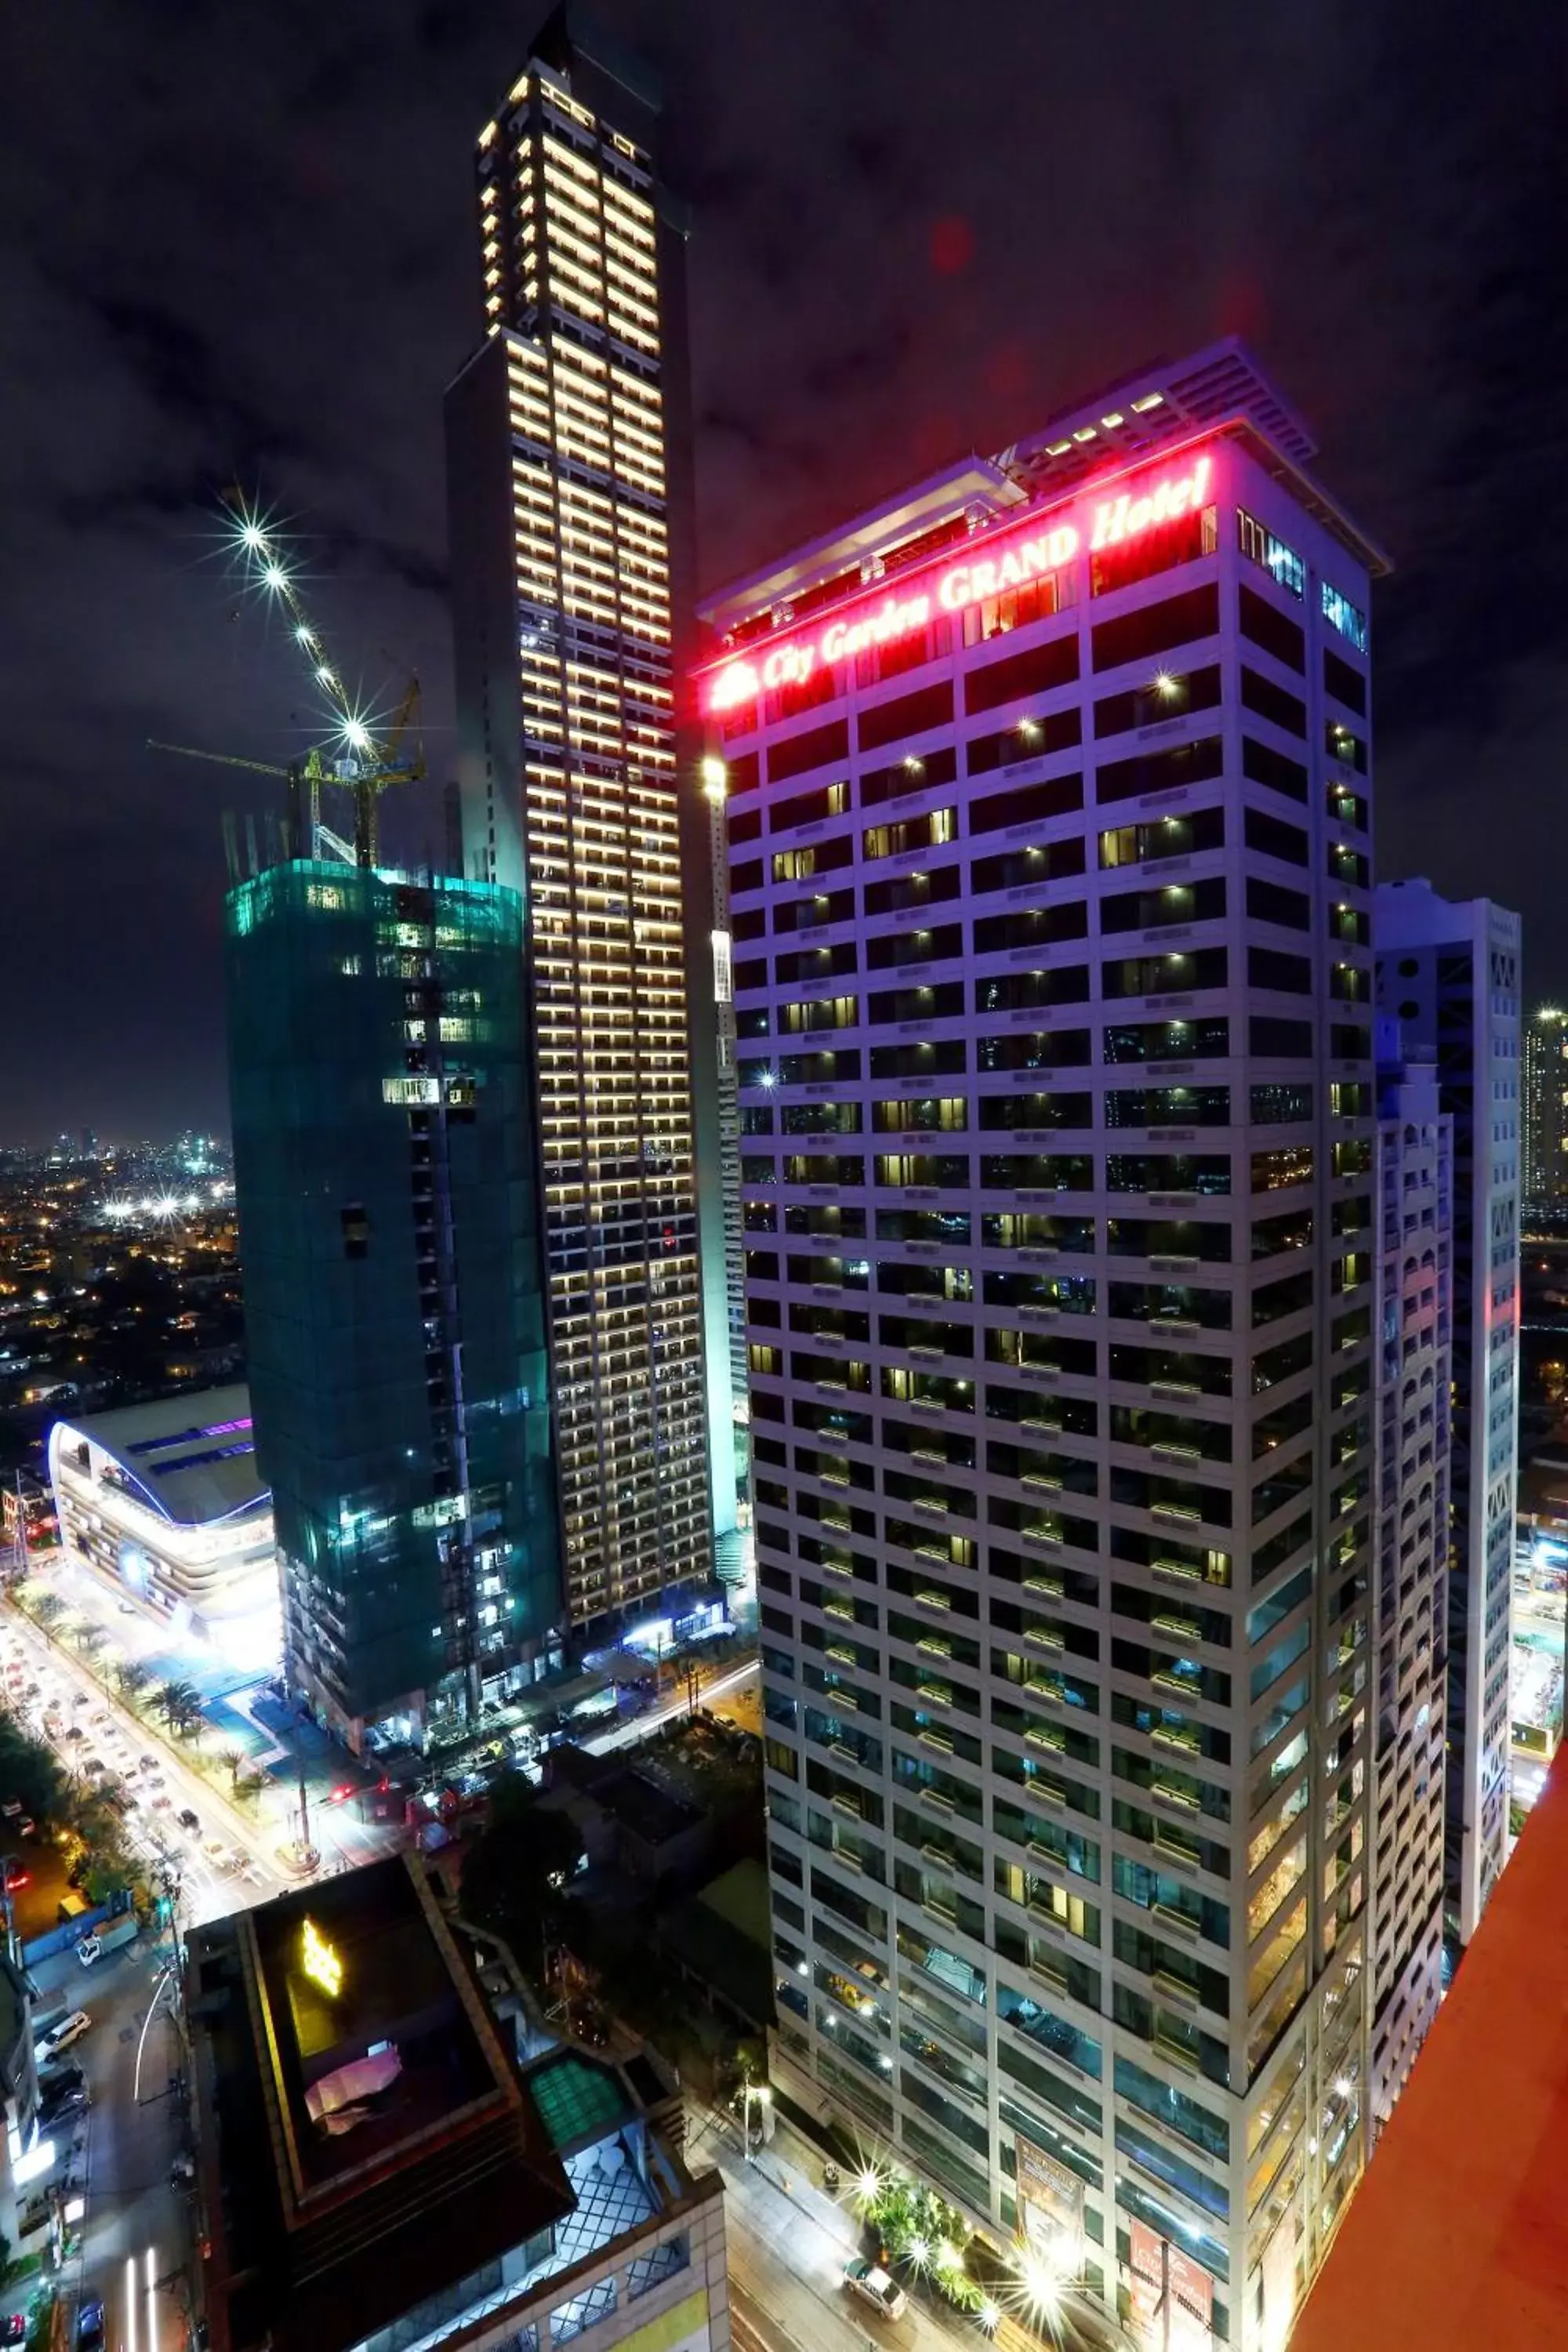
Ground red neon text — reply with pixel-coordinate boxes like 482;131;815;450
706;448;1217;717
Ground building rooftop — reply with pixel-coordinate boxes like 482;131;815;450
699;336;1389;644
49;1382;266;1525
1291;1744;1568;2350
189;1854;572;2352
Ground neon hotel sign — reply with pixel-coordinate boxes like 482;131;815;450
705;450;1214;716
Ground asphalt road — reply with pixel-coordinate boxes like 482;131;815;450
28;1936;192;2352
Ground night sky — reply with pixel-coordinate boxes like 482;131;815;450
4;0;1563;1142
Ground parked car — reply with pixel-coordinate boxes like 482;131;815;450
40;2083;89;2125
843;2258;908;2322
4;2309;28;2341
38;2060;85;2097
75;2298;105;2352
38;2010;93;2058
176;1809;201;1835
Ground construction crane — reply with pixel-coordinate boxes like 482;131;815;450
149;491;425;869
145;742;359;870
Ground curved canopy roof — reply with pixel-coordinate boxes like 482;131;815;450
50;1383;268;1526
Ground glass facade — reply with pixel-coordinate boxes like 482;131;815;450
226;862;559;1745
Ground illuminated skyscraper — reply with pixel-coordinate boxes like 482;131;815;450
704;343;1387;2348
1374;880;1521;1949
1522;1004;1568;1211
445;9;714;1629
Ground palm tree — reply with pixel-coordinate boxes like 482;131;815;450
76;1624;106;1663
32;1592;66;1635
218;1747;245;1791
156;1679;203;1737
115;1659;151;1704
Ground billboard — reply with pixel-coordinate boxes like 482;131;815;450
1129;2218;1214;2352
1014;2132;1085;2270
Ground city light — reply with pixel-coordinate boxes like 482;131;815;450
704;445;1216;712
301;1917;343;1997
700;754;728;800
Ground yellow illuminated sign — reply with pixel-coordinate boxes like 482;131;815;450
300;1918;343;1998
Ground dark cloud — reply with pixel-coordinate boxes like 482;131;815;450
1;0;1564;1140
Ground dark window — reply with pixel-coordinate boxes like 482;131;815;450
1241;736;1308;804
1241;666;1307;740
866;924;964;968
974;903;1090;953
860;746;959;806
1237;583;1305;674
1243;808;1309;868
967;709;1082;775
963;632;1080;715
768;718;850;786
865;866;963;916
1250;1083;1314;1123
1246;877;1310;931
1323;648;1367;717
771;782;848;833
727;751;760;795
1094;665;1222;739
731;808;762;844
858;681;954;753
1095;736;1224;806
730;858;764;895
1091;583;1220;675
975;966;1092;1014
1249;1018;1313;1058
1249;946;1312;994
1101;877;1226;934
969;773;1086;833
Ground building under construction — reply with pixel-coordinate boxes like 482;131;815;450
225;860;563;1749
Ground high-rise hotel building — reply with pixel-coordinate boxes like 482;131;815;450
701;343;1387;2348
445;9;713;1629
1374;881;1520;1950
1367;1039;1450;2130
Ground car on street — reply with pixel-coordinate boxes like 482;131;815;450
75;2298;105;2352
138;1755;159;1773
39;2082;89;2125
204;1838;235;1871
38;2059;85;2098
843;2258;908;2322
37;2010;92;2058
4;2309;28;2341
177;1809;201;1835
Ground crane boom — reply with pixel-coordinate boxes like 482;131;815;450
220;490;424;866
147;738;292;779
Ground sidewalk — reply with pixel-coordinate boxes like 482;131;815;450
697;2102;975;2352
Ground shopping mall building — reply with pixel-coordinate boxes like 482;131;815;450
47;1384;280;1668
